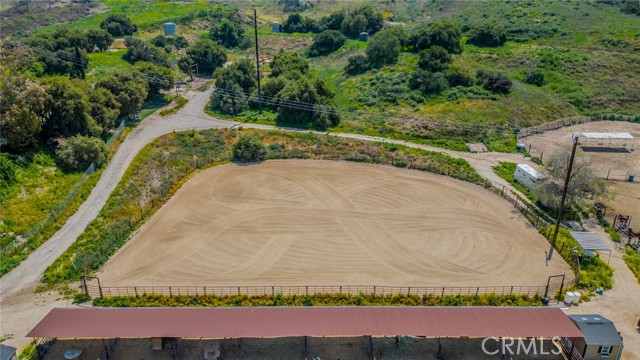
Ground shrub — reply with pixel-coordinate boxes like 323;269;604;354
100;14;137;37
366;29;401;67
467;23;507;47
624;247;640;284
283;13;322;33
209;19;245;48
233;135;267;163
526;68;546;86
476;70;512;94
410;20;463;54
0;154;17;194
308;30;346;56
55;135;106;172
410;69;449;95
344;53;369;75
418;46;452;72
445;67;473;87
73;292;91;304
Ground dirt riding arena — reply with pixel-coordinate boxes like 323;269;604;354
99;160;570;287
524;121;639;225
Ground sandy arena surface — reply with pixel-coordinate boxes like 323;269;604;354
100;160;570;287
525;121;640;176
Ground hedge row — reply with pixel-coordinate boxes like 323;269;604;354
93;293;543;307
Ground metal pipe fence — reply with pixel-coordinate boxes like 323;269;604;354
87;283;563;299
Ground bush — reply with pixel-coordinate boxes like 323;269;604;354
233;135;267;163
210;19;245;48
283;13;322;33
344;52;369;75
418;46;452;72
526;68;546;86
100;14;137;37
182;39;227;74
55;135;106;172
308;30;346;56
624;247;640;284
410;69;449;95
410;20;462;54
477;70;512;94
445;67;473;87
467;23;507;47
73;292;91;304
366;29;401;67
0;154;17;194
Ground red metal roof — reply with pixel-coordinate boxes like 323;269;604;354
27;307;583;339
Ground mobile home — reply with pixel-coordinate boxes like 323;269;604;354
514;164;545;190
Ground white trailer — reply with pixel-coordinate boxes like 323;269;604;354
514;164;545;191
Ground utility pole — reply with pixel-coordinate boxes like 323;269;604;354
548;135;579;260
254;8;262;114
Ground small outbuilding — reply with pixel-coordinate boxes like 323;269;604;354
163;22;176;36
514;163;545;191
272;22;282;33
358;32;369;41
568;315;623;360
0;344;17;360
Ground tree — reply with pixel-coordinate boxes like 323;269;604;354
467;23;507;47
0;62;46;151
341;14;368;38
124;37;169;67
88;87;120;135
308;30;346;56
96;72;149;118
320;10;345;31
270;49;309;77
133;61;174;94
410;21;463;54
70;46;86;79
534;147;606;210
366;29;401;67
344;52;369;75
210;59;257;115
210;19;245;48
410;69;449;95
42;77;100;137
274;76;339;129
283;13;322;33
351;4;384;34
418;46;452;72
233;134;266;162
182;39;227;73
100;14;137;37
55;135;106;172
86;29;113;51
476;70;512;94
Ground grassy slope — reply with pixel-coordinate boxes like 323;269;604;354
86;49;129;81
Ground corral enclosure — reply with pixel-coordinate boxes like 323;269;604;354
99;160;570;287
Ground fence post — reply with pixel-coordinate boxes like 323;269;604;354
169;287;173;298
96;276;104;298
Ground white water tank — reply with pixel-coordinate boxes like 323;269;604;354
563;291;574;305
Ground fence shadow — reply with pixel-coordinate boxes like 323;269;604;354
580;146;632;153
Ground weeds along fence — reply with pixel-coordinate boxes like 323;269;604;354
20;120;126;245
483;179;553;227
593;169;636;181
85;282;565;299
517;114;639;138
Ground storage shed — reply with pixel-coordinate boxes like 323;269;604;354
514;164;545;191
359;32;369;41
567;315;623;360
272;22;282;33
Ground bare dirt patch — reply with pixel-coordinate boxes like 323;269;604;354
99;160;570;287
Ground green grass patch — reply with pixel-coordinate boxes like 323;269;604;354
138;93;171;120
541;226;614;292
624;247;640;284
93;292;543;307
159;96;188;117
43;128;485;287
0;150;102;276
86;50;129;82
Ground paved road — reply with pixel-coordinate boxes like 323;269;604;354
0;86;562;349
